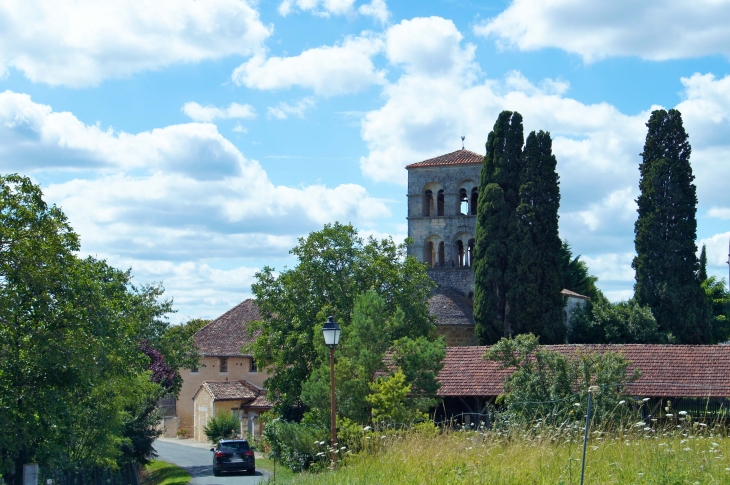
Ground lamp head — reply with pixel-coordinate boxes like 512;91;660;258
322;316;341;348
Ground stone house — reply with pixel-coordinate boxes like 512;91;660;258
172;299;271;440
192;380;271;441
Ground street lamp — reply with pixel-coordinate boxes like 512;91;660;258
322;316;341;456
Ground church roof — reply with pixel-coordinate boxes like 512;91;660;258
429;289;474;326
405;149;483;169
194;299;261;357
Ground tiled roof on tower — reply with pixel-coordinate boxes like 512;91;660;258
405;149;484;169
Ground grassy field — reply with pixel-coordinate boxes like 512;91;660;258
278;424;730;484
141;460;191;485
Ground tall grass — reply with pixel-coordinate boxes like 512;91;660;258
285;421;730;484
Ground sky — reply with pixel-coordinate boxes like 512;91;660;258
1;0;729;323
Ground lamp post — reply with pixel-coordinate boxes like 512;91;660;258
321;316;341;456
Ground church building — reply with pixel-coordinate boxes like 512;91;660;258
406;149;483;346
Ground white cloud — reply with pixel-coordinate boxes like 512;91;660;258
278;0;355;17
1;90;391;265
708;207;730;220
182;102;256;122
232;34;385;96
474;0;730;62
574;187;637;232
358;0;390;24
267;97;316;119
0;0;272;87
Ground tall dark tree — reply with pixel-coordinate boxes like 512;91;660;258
699;244;708;283
633;109;711;344
473;111;524;344
510;130;565;343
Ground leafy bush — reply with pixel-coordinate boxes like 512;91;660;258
485;333;640;426
203;412;240;444
263;420;330;472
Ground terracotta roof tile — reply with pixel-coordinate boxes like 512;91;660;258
429;289;474;326
406;150;483;169
201;380;272;409
194;299;260;357
203;381;258;401
438;345;730;398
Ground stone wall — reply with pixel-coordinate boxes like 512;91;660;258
436;325;478;347
428;267;474;297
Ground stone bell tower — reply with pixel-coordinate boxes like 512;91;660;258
406;148;483;346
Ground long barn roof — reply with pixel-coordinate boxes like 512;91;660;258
438;344;730;398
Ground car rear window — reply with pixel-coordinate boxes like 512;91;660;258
220;441;250;451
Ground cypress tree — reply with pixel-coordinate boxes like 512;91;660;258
510;130;565;343
633;109;711;344
699;244;708;283
474;111;524;344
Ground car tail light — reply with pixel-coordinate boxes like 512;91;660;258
215;451;226;458
243;450;254;457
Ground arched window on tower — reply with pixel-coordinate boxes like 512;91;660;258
423;241;434;267
457;240;465;267
438;241;445;267
423;190;433;217
470;188;478;215
437;189;445;216
459;188;468;215
467;239;475;266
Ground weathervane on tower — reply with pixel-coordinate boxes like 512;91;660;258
461;135;465;150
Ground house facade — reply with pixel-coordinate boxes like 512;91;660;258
192;380;271;441
174;299;271;439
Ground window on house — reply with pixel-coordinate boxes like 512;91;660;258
437;189;445;216
220;358;228;373
191;366;199;374
250;359;258;373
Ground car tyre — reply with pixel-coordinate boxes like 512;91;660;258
213;470;220;477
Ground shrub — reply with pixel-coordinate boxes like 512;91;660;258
263;420;330;472
203;412;240;444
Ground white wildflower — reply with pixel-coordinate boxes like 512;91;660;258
618;400;626;405
666;414;674;417
642;398;650;402
679;411;688;415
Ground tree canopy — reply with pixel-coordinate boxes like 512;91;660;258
0;175;183;483
474;112;564;344
632;109;711;343
249;222;435;414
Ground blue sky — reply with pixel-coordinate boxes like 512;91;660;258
1;0;729;322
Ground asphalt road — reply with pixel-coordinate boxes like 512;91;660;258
153;440;268;485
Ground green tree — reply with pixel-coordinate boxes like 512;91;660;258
560;241;601;301
485;334;639;425
633;109;711;343
568;298;671;344
300;290;444;425
250;223;434;413
0;175;174;483
702;276;730;343
511;130;565;343
474;111;524;344
366;370;424;425
699;244;708;283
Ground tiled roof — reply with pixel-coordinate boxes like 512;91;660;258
438;345;730;398
200;380;273;409
194;299;260;357
203;381;258;401
562;289;590;300
430;289;474;326
405;150;483;169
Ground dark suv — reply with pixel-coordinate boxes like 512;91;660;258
211;439;255;476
